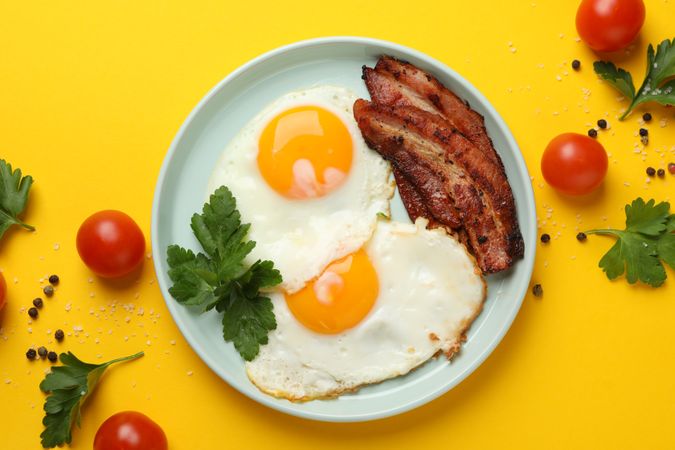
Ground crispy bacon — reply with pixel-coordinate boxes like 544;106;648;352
354;99;520;273
372;56;504;168
393;168;473;251
357;56;524;271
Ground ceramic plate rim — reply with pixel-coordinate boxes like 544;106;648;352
151;36;536;423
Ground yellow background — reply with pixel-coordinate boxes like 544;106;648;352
1;0;674;448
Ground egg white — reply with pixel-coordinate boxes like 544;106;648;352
207;86;394;294
246;218;486;401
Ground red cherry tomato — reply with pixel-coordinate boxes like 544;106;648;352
576;0;645;52
94;411;167;450
0;272;6;311
76;210;145;278
541;133;608;196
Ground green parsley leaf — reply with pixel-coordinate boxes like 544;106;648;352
595;231;665;286
667;215;675;233
586;198;673;287
594;38;675;119
645;39;675;88
167;245;218;309
166;186;282;361
625;198;669;235
222;293;276;361
657;216;675;270
0;159;35;239
593;61;636;100
39;351;143;448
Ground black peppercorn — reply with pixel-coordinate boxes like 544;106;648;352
576;232;587;242
532;284;543;297
54;329;65;341
646;167;656;177
540;233;551;243
32;297;43;308
642;113;652;122
639;128;648;136
597;119;607;129
37;346;48;358
657;168;665;178
588;128;598;138
47;351;58;363
571;59;581;70
48;274;59;285
26;348;37;360
28;307;38;319
43;285;54;297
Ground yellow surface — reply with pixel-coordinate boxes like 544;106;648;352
1;0;674;448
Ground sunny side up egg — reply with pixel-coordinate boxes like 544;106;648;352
207;86;393;294
246;218;486;401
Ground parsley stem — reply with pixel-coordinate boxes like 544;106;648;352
584;228;620;235
103;351;144;366
619;97;640;120
16;218;35;231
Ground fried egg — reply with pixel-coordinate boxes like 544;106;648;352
246;218;486;401
207;86;393;294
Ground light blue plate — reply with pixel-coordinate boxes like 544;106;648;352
151;37;536;422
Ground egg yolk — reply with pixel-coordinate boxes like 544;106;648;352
257;105;353;199
285;249;378;334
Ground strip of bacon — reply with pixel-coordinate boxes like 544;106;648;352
373;56;503;168
354;99;519;273
393;168;472;252
362;58;524;267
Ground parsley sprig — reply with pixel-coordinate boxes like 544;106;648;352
585;198;675;287
594;38;675;119
0;159;35;239
39;351;144;448
166;186;282;361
